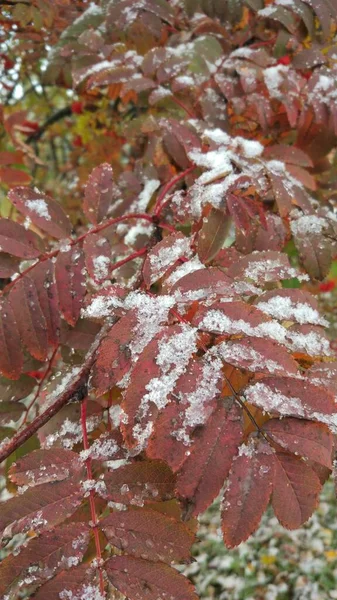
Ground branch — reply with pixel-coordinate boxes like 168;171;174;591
26;106;72;144
0;320;113;465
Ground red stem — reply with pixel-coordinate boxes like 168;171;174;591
110;246;147;274
154;166;195;216
171;95;196;118
22;346;59;425
81;400;105;596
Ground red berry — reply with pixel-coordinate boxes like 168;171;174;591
71;101;84;114
277;55;291;66
319;280;336;292
73;134;83;147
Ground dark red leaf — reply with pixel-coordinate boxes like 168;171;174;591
55;247;86;326
0;523;90;599
29;260;60;346
143;232;190;286
106;556;198;600
83;233;111;283
272;452;321;528
197;207;230;263
0;219;42;258
10;277;49;361
101;508;195;563
263;418;333;468
217;337;299;376
103;460;175;505
83;163;121;224
176;400;243;516
10;448;82;486
221;440;274;547
0;297;23;379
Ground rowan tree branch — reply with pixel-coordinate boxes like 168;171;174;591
0;320;113;465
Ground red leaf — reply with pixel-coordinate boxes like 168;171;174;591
227;250;298;283
221;440;274;547
245;376;337;423
101;508;195;563
55;247;86;326
0;297;23;379
0;523;90;598
272;452;321;528
90;310;138;396
122;324;197;447
8;187;72;239
103;460;175;505
197;207;230;263
254;288;325;326
263;144;313;167
83;233;111;283
217;337;298;375
176;400;243;516
106;556;198;600
10;277;49;361
263;418;333;468
0;219;42;258
0;252;20;278
83;163;121;224
169;267;236;302
10;448;82;486
0;166;31;185
143;232;190;286
0;479;82;538
29;260;60;346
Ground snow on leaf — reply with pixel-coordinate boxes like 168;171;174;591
55;247;86;326
143;232;191;286
8;187;72;239
148;351;224;470
0;297;23;379
10;277;49;361
101;508;195;563
103;460;175;506
255;289;328;326
122;324;198;448
272;452;321;529
221;440;274;548
0;218;42;259
170;267;237;303
83;163;121;225
106;556;198;600
176;399;243;517
0;523;90;598
0;479;82;539
217;336;299;375
10;448;83;486
227;250;304;283
263;418;333;468
83;233;111;284
244;377;337;429
290;214;337;280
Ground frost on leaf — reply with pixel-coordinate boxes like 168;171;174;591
221;439;274;548
255;289;328;326
217;337;298;376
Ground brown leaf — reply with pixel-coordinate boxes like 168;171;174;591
103;460;175;505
